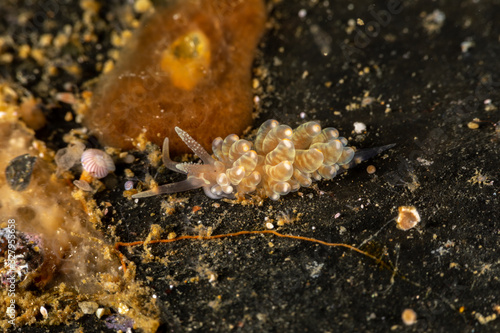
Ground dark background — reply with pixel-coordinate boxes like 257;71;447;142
1;0;499;332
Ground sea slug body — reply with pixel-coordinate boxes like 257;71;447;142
133;120;395;201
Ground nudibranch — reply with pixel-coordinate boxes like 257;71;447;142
84;0;266;154
133;120;395;201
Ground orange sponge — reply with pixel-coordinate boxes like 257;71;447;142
84;0;266;154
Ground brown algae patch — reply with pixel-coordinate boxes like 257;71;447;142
0;84;159;332
84;0;267;154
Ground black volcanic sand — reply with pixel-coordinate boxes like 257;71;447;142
1;0;499;332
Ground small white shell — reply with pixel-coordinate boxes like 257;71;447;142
40;306;48;319
124;180;134;190
81;149;115;179
353;122;366;134
96;308;105;319
73;179;93;192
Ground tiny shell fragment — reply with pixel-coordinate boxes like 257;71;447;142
79;301;99;315
366;165;376;174
396;206;420;230
353;122;366;134
467;121;479;129
401;308;417;325
73;179;94;192
40;306;48;319
96;308;105;319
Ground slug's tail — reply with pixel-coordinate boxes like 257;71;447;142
342;143;396;170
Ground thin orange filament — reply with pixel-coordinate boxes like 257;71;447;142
114;230;394;274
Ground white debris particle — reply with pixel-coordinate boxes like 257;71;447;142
423;9;446;34
40;306;48;319
78;301;99;315
305;261;324;278
361;96;375;106
118;303;129;314
460;39;475;53
353;122;366;134
96;308;105;319
416;157;434;166
339;226;347;235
